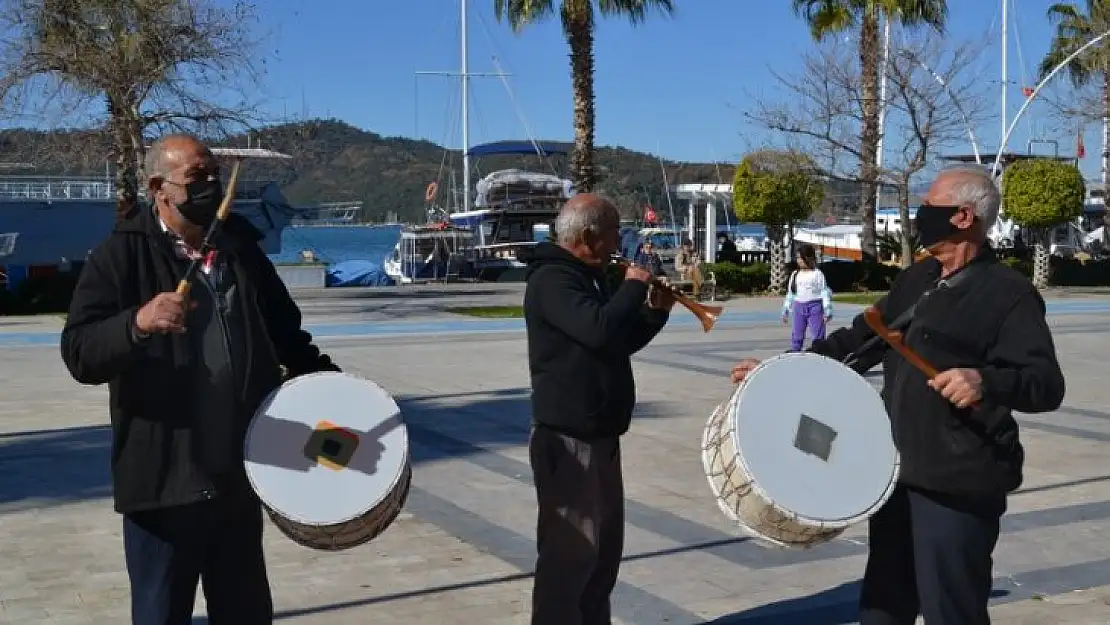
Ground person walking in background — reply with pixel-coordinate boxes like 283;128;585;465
782;243;832;352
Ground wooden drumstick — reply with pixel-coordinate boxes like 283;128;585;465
175;158;244;297
861;306;979;408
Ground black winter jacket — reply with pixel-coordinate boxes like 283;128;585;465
524;243;669;439
810;248;1065;495
60;207;339;514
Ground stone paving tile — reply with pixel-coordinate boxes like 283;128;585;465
4;302;1110;623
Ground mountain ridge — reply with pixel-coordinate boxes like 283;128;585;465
0;119;740;223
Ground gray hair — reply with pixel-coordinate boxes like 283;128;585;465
143;133;203;182
941;165;1001;229
554;199;618;245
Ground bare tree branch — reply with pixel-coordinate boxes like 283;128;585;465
0;0;268;219
740;33;989;258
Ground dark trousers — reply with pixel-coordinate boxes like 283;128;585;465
860;485;1005;625
123;490;273;625
529;424;624;625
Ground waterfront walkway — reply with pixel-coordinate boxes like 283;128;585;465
2;292;1110;623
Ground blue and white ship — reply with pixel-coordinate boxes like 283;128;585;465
447;140;574;281
0;147;304;289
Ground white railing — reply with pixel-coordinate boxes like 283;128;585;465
0;177;114;200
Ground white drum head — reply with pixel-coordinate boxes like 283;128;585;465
244;372;409;526
732;352;897;526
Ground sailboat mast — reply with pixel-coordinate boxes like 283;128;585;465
1001;0;1008;146
461;0;471;213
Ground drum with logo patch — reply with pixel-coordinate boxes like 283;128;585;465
244;371;411;550
700;351;899;548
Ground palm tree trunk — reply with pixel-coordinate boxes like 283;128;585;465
564;10;597;193
1032;228;1051;289
767;224;787;294
857;10;881;262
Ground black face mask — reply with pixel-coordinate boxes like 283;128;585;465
173;178;223;228
913;205;962;249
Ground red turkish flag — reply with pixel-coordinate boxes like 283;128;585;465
1078;132;1086;159
644;206;657;224
1022;86;1034;98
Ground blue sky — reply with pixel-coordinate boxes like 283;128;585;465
7;0;1101;176
252;0;1094;171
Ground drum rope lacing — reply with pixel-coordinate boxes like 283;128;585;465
702;393;844;548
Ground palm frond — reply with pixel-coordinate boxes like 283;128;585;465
1040;2;1108;84
792;0;857;41
492;0;557;32
596;0;675;24
879;0;948;33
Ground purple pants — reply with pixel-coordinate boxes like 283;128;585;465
790;300;826;351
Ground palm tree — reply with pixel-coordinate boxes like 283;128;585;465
791;0;948;262
1040;1;1110;239
493;0;675;192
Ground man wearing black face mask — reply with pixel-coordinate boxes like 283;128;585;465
60;133;340;625
729;166;1065;625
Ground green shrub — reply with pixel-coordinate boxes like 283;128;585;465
707;261;770;294
707;259;903;295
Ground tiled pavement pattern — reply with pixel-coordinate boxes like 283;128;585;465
2;294;1110;623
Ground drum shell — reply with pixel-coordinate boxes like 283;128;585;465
267;460;412;551
700;352;900;549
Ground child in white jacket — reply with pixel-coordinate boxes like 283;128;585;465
782;244;832;351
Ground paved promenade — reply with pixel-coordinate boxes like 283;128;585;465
2;292;1110;623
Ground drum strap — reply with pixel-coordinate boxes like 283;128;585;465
842;259;989;369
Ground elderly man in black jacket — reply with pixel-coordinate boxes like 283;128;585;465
731;166;1065;625
60;133;339;625
523;193;674;625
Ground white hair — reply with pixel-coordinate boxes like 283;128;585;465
554;200;617;245
942;165;1001;229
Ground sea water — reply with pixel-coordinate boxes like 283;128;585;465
267;224;404;266
267;222;769;268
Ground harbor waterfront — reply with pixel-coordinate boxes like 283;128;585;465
2;290;1110;623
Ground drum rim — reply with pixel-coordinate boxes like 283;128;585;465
243;370;411;527
729;352;902;529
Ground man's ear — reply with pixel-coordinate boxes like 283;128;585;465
955;205;977;230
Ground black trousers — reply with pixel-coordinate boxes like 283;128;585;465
123;490;273;625
860;484;1005;625
529;424;624;625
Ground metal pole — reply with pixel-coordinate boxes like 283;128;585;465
875;15;892;209
1001;0;1008;146
461;0;470;213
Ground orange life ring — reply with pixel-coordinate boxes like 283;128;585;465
425;182;438;202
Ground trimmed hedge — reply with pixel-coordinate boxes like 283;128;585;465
999;255;1110;287
7;255;1110;318
706;260;901;295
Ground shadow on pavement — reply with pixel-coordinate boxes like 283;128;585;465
705;581;1010;624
